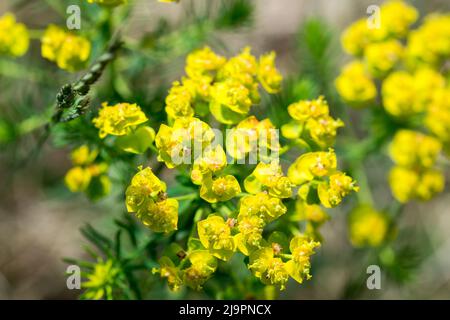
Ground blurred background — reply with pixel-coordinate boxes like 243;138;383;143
0;0;449;299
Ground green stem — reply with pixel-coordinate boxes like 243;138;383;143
173;193;198;201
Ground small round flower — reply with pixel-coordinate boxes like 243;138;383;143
199;175;241;204
335;61;377;107
317;172;359;208
0;13;29;57
244;160;292;198
165;81;194;119
182;250;217;290
341;19;372;56
198;215;236;260
152;257;183;292
258;51;283;93
287;96;329;122
382;71;417;116
191;145;227;185
378;0;418;38
425;88;450;145
185;46;226;80
285;235;320;284
65;166;92;192
139;198;179;233
287;149;337;186
238;192;287;223
348;205;389;247
236;215;265;255
389;130;442;168
249;247;290;290
70;145;98;166
364;40;403;78
93;102;148;138
82;259;121;300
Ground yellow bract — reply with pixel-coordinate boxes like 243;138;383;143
41;25;91;72
197;215;236;260
238;192;287;224
199;175;241;203
165;81;194;120
82;259;120;300
244;160;292;198
0;13;29;57
288;149;337;186
258;52;282;94
185;46;226;80
318;172;359;208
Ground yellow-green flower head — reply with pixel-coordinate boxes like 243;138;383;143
185;46;226;80
348;205;389;247
82;259;121;300
285;235;320;284
93;102;148;138
41;25;91;72
165;81;194;119
155;117;215;168
125;167;178;232
125;167;167;212
152;257;183;291
379;0;418;38
306;115;344;149
191;145;227;185
318;172;359;208
288;149;337;186
413;68;446;112
293;200;329;225
405;14;450;68
249;247;290;290
198;215;236;260
382;71;417;116
238;192;287;223
287;96;329;122
210;79;252;124
425;88;450;145
65;166;92;192
364;40;403;77
183;250;217;290
199;175;241;203
335;61;377;107
341;19;372;56
236;215;265;254
87;0;127;6
258;51;283;93
244;160;293;198
182;76;213;101
71;145;98;166
389;166;444;203
0;13;29;57
389;130;442;168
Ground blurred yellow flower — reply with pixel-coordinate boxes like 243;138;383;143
258;51;283;93
183;250;217;290
82;259;121;300
185;46;226;80
348;205;389;247
0;13;29;57
165;81;194;119
364;40;403;77
65;166;92;192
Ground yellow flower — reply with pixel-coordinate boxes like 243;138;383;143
191;145;227;185
210;79;252;124
82;259;121;300
405;14;450;68
155;117;215;168
65;166;92;192
125;167;178;233
183;250;217;290
364;40;403;77
379;0;418;38
348;205;389;247
287;149;337;186
41;25;90;72
413;68;446;112
185;46;226;80
238;192;287;223
87;0;127;6
287;96;329;122
425;88;450;145
0;13;29;57
389;130;442;168
285;235;320;284
235;215;265;255
389;166;444;203
258;51;282;93
335;61;377;106
152;257;183;291
199;175;241;203
70;145;98;166
249;247;290;290
93;102;148;138
341;19;372;56
165;81;194;120
198;215;236;260
306;115;344;149
317;172;359;208
244;160;292;198
293;200;328;225
382;71;417;116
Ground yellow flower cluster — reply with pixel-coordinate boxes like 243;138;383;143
65;145;111;199
389;130;444;202
82;259;121;300
41;25;91;72
93;102;155;154
0;13;29;57
282;96;344;148
165;46;282;124
348;205;390;247
125;167;178;233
